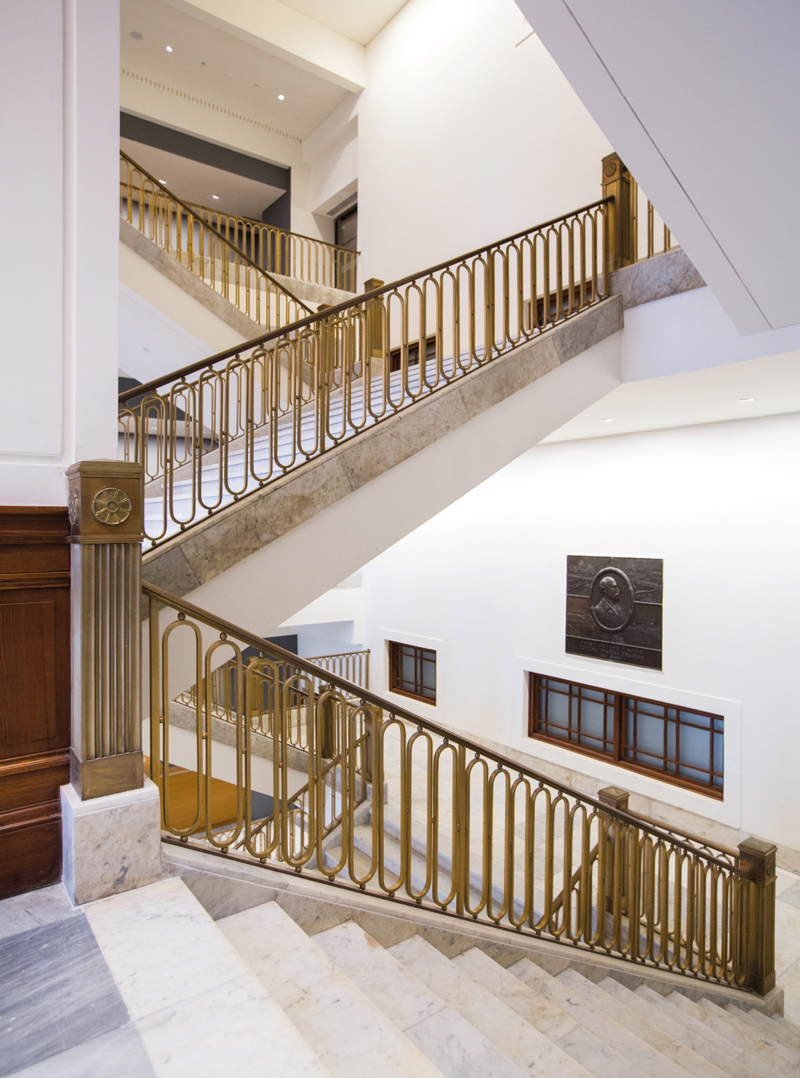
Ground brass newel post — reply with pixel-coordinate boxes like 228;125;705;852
738;836;777;995
67;461;144;799
598;785;629;914
601;153;635;271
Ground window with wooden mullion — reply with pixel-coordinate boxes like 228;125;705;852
529;673;723;797
388;641;436;704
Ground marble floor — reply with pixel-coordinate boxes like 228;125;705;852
1;859;798;1077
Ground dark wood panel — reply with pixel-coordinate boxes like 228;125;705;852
0;508;70;897
0;751;70;814
0;587;70;760
0;801;63;898
0;600;58;750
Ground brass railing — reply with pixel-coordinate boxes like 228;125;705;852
184;200;358;294
120;151;313;330
306;649;369;690
121;198;611;547
175;648;370;751
147;581;776;994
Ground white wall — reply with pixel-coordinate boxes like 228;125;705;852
360;412;800;854
0;0;119;505
358;0;611;285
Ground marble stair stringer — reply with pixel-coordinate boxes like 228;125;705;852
143;296;623;632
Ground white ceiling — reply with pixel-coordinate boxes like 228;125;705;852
516;1;800;336
544;350;800;444
120;138;284;219
121;0;353;141
277;0;410;46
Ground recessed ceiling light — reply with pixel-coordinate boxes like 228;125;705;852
278;94;285;101
737;397;754;402
599;418;613;423
130;31;143;40
166;45;173;52
212;194;220;200
158;179;167;184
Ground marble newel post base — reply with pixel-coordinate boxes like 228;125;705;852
61;779;162;906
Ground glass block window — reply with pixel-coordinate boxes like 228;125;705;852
388;641;436;704
529;673;723;797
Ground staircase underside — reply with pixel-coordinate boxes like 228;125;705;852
142;296;623;608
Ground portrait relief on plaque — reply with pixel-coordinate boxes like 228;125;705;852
566;556;663;670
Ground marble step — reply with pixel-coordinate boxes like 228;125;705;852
556;968;729;1078
313;920;523;1078
731;1004;800;1060
509;957;679;1078
597;977;760;1078
667;991;795;1078
389;934;594;1078
633;985;762;1078
452;946;630;1078
218;900;446;1078
83;878;331;1078
695;997;799;1071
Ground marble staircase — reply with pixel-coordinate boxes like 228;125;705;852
215;892;797;1078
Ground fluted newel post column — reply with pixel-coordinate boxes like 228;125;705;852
67;460;144;798
601;153;635;271
61;460;161;906
738;837;777;995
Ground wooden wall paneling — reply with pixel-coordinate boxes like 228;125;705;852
0;508;71;898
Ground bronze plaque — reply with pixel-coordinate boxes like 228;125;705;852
566;556;663;670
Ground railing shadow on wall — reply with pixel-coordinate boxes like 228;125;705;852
146;582;776;996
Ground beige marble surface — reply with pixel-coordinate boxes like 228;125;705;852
85;878;330;1078
61;779;163;906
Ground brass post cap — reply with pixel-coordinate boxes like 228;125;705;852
67;459;144;543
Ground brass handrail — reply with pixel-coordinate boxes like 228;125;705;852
147;579;774;991
119;197;610;404
121;197;612;546
144;582;737;865
120;150;313;324
178;198;359;294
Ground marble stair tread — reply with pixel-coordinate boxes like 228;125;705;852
696;997;799;1068
313;920;523;1078
556;969;729;1078
83;879;332;1078
731;1005;800;1059
388;934;592;1077
667;992;795;1078
452;948;621;1078
218;901;446;1078
598;977;759;1078
633;985;761;1078
508;958;670;1078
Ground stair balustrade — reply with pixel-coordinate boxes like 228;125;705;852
183;199;358;293
120;151;313;330
121;197;612;548
145;581;776;995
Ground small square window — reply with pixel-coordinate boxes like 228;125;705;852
388;641;436;704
